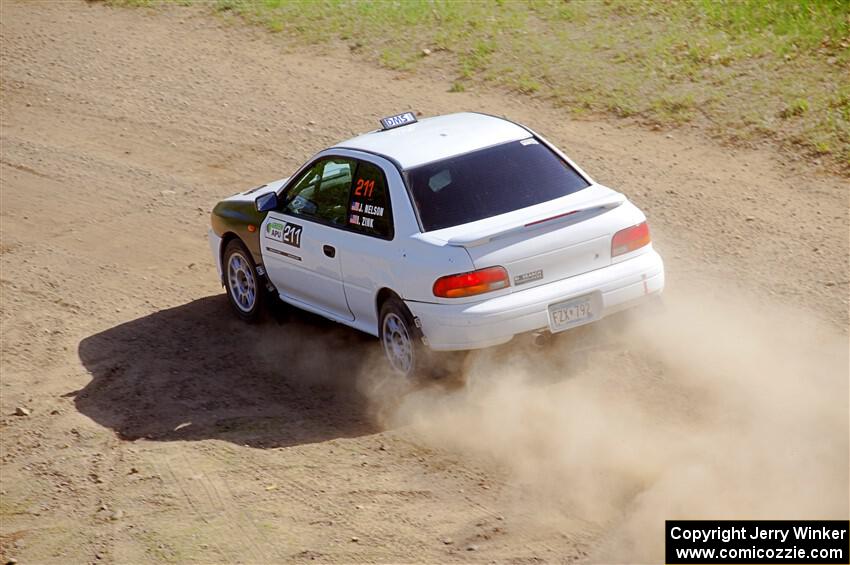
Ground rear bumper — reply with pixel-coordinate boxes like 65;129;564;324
405;250;664;351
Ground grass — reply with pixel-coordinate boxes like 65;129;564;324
113;0;850;170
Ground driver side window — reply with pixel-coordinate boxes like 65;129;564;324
284;158;355;227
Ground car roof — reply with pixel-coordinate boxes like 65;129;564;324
333;112;531;170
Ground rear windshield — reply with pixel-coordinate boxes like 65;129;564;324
405;139;591;231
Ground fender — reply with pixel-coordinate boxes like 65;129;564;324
209;179;289;264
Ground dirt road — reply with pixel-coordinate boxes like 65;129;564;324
1;2;847;563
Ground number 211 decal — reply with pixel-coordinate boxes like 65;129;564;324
354;178;375;198
266;220;303;248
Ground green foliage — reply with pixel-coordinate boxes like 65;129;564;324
781;98;811;118
515;76;541;95
119;0;850;169
653;93;697;124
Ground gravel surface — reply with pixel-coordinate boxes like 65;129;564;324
1;2;847;563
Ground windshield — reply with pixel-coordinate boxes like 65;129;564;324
405;138;590;232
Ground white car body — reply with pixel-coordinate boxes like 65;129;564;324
209;112;664;351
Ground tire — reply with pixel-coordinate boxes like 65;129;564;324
379;296;426;380
223;239;264;323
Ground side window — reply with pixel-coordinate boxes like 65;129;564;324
284;158;355;227
347;161;393;239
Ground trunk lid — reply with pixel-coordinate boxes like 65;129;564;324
422;185;629;292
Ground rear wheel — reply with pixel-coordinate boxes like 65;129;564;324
223;239;264;322
379;297;423;379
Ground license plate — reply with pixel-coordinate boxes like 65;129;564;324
547;294;597;333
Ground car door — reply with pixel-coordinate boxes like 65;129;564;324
260;156;355;320
334;157;397;328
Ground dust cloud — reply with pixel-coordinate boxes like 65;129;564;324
360;286;849;562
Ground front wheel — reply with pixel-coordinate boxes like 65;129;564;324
223;239;264;322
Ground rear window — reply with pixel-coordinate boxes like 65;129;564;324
405;139;590;231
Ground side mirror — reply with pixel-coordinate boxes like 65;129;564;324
255;192;278;212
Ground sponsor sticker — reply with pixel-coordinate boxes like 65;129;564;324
265;220;302;248
265;247;301;261
266;221;285;242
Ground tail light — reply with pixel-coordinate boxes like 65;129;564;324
433;266;510;298
612;221;651;257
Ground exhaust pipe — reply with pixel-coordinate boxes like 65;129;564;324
532;330;551;348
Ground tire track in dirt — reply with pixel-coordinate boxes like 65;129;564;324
147;446;303;563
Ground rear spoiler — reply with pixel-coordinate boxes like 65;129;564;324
446;194;625;248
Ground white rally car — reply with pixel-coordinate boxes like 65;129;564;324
209;112;664;377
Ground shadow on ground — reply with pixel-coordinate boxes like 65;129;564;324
76;295;382;448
